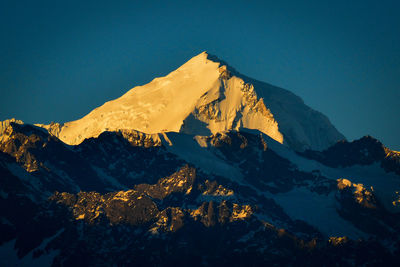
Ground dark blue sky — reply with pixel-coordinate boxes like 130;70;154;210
1;0;399;150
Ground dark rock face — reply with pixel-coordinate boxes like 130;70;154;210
0;123;185;193
300;136;400;175
335;178;398;237
1;123;400;266
382;149;400;176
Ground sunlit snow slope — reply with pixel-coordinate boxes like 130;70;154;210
42;52;344;151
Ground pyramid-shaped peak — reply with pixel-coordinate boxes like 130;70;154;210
181;52;209;67
39;52;345;151
192;51;223;62
184;51;239;75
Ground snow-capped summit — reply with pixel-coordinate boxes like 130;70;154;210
41;52;344;151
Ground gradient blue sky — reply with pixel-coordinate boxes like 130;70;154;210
1;0;399;150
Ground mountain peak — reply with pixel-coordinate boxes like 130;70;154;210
190;51;240;77
38;53;344;151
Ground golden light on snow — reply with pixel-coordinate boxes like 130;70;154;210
35;51;344;151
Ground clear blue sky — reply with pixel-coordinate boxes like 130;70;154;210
1;0;399;150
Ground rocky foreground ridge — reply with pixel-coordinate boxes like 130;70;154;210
0;120;399;266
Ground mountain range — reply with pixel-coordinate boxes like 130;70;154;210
0;52;399;266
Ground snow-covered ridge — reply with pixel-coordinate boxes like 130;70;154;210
38;51;344;151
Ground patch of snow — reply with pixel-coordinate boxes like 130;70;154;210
6;163;45;202
0;231;62;267
43;162;80;192
271;187;367;239
262;132;400;212
92;166;127;190
162;132;244;183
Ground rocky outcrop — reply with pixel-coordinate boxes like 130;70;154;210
35;122;63;138
382;148;400;176
135;165;196;199
50;166;254;236
119;129;161;147
335;178;400;237
301;136;400;175
0;121;186;194
199;180;234;197
337;178;377;209
0;118;23;135
51;190;159;225
0;122;48;172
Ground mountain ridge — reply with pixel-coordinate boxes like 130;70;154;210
36;52;344;151
1;52;399;266
1;118;400;266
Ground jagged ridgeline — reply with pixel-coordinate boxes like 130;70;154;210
1;52;400;266
1;119;400;266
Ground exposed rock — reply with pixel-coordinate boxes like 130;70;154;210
150;207;185;233
0;118;23;137
189;201;252;227
0;123;45;172
301;136;400;175
135;165;196;199
199;180;234;197
328;236;349;246
51;166;254;233
337;178;376;209
35;122;63;138
119;129;161;147
382;148;400;176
